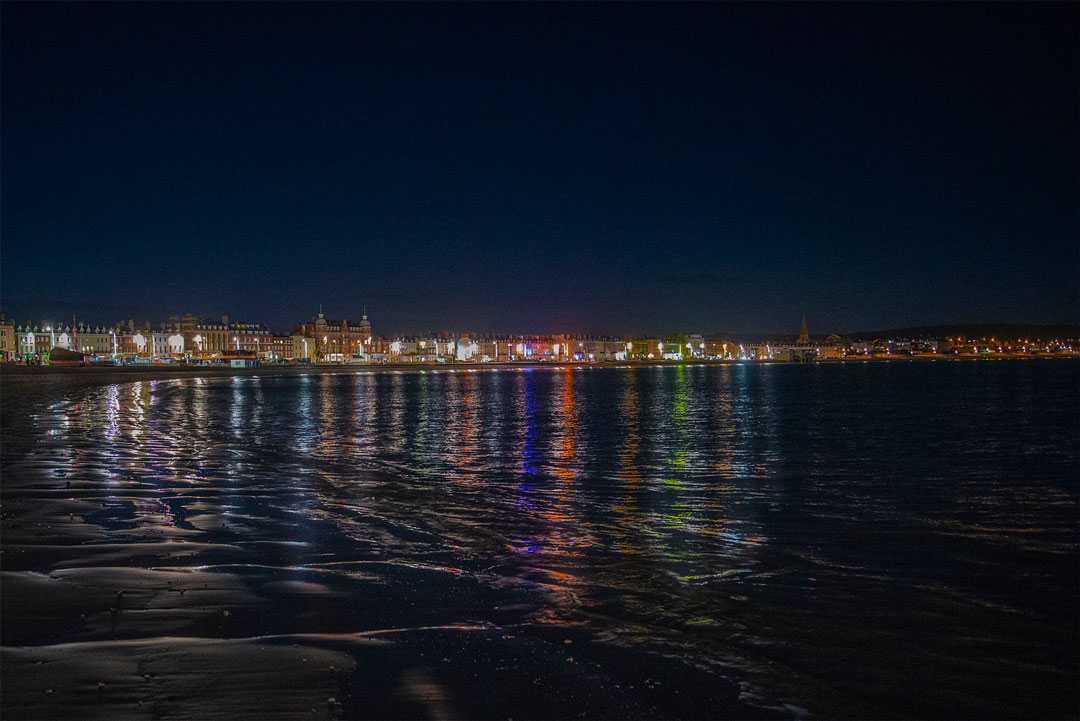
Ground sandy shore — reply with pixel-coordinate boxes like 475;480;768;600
0;507;762;720
3;352;1075;386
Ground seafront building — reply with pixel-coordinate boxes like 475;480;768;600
0;314;16;361
294;308;375;362
1;308;1075;366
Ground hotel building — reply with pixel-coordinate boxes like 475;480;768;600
294;309;373;362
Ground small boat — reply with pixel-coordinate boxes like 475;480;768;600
47;347;85;367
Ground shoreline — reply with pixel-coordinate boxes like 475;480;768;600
2;352;1077;386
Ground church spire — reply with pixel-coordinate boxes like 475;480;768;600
799;314;809;344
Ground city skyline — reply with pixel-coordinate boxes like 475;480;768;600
6;303;1080;342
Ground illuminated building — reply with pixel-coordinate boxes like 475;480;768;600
152;331;169;358
456;336;480;361
624;338;664;360
818;334;845;359
17;323;64;357
291;334;312;361
260;335;291;361
577;338;625;361
0;315;16;361
170;314;231;356
229;322;272;354
295;308;374;362
73;324;120;357
704;336;736;359
386;337;447;363
164;313;276;359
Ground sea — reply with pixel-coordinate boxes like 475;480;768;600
1;361;1077;719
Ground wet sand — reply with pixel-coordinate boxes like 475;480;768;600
1;547;760;720
1;477;766;720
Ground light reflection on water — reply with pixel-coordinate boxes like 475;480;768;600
3;362;1078;717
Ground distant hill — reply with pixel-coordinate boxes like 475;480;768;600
843;324;1080;340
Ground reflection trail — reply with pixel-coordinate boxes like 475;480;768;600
553;367;577;483
612;369;643;556
661;365;692;535
526;367;592;627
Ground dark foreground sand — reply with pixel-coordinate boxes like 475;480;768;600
0;481;768;720
1;547;759;720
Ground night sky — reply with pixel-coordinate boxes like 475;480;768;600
2;3;1076;335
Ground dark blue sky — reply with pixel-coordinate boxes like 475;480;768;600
3;3;1076;335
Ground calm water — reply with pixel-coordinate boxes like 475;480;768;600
2;362;1077;719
